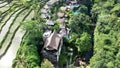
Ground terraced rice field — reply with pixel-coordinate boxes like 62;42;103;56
0;1;8;8
0;1;34;68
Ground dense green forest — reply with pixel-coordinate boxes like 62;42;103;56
90;0;120;68
0;0;120;68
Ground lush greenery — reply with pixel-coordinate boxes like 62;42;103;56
12;20;44;68
11;0;46;67
90;0;120;68
41;59;54;68
7;0;120;68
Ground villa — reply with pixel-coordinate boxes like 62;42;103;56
41;30;63;63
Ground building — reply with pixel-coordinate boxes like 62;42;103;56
60;6;67;11
41;9;48;14
43;30;52;41
44;5;49;9
46;20;55;26
59;28;67;37
57;12;65;18
44;30;62;50
41;30;63;63
56;18;65;24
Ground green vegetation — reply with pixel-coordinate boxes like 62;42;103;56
41;59;54;68
67;1;93;58
0;8;25;48
90;0;120;68
12;20;43;68
0;0;120;68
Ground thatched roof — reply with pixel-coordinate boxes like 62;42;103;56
44;30;61;50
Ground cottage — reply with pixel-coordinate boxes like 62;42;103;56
60;23;66;29
71;0;77;5
41;14;51;19
60;6;71;11
44;5;49;9
41;14;47;19
43;30;52;41
41;9;48;14
57;12;65;18
41;30;63;63
47;0;59;5
60;6;67;11
44;30;62;50
59;28;67;37
45;14;51;19
46;20;54;26
56;18;65;24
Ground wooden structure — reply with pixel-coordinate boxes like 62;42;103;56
41;30;63;63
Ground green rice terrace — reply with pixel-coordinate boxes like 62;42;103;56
0;0;120;68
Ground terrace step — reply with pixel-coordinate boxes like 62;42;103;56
0;8;27;55
0;8;20;31
0;10;34;68
0;2;8;7
0;8;22;43
0;4;9;11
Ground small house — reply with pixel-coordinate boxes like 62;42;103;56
60;6;67;11
41;30;63;63
57;12;65;18
43;30;52;41
56;18;65;24
46;20;55;26
44;30;62;50
44;5;49;9
41;14;47;19
59;28;67;37
41;14;51;19
41;9;48;14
